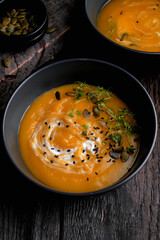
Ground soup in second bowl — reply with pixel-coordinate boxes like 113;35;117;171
97;0;160;52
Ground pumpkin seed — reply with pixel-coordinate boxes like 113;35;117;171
3;17;11;26
120;32;128;41
55;91;61;100
93;106;100;117
112;145;124;153
2;57;10;68
65;92;75;97
121;151;129;162
109;151;120;159
46;27;56;34
83;109;90;119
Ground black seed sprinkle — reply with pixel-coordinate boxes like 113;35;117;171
82;149;85;153
54;155;59;158
112;160;116;162
86;137;89;139
100;156;103;159
65;163;68;166
81;159;85;162
87;156;90;160
95;172;98;175
87;177;89;181
51;148;54;150
73;161;76;164
90;133;94;135
104;152;107;155
100;130;104;134
101;117;104;119
57;150;60;152
42;135;45;137
71;155;74;158
50;160;53;163
66;125;69;128
74;121;76;124
86;154;90;157
43;152;47;155
48;126;51;129
97;160;101;162
50;137;52;140
58;122;61;126
45;122;48;125
43;144;45;147
67;149;71;152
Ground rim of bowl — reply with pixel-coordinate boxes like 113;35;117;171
85;0;160;55
2;58;158;197
0;0;48;39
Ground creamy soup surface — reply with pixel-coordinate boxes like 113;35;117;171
19;82;140;193
97;0;160;52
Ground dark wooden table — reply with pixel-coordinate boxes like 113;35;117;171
0;1;160;239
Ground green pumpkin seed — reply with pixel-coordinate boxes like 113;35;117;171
93;106;100;117
121;151;129;162
83;109;90;119
120;32;128;41
3;17;11;26
2;58;10;68
65;92;75;97
46;27;56;34
109;151;120;159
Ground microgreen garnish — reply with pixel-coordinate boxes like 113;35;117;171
82;131;87;136
76;110;82;115
82;124;88;129
69;112;74;118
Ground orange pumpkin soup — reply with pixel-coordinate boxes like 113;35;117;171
18;82;139;193
97;0;160;52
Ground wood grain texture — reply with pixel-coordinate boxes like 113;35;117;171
0;0;160;239
0;0;75;107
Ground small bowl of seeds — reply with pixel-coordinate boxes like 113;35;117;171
0;0;48;51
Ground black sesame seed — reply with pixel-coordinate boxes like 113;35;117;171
57;150;60;152
74;121;76;124
71;155;74;158
73;161;76;164
86;154;90;157
48;126;51;129
86;137;89;139
66;125;69;128
82;149;85;153
54;155;59;158
67;149;71;152
81;159;85;162
90;133;94;135
51;148;54;150
97;160;101;162
43;152;47;155
50;137;52;140
65;163;68;166
42;135;45;137
95;172;98;175
58;122;61;126
87;156;90;160
45;122;48;125
112;160;116;162
104;152;107;155
50;160;54;163
101;117;104;119
43;144;46;147
100;130;104;133
100;156;103;159
87;177;89;181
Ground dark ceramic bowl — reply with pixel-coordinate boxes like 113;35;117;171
85;0;160;55
0;0;48;51
3;58;157;196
